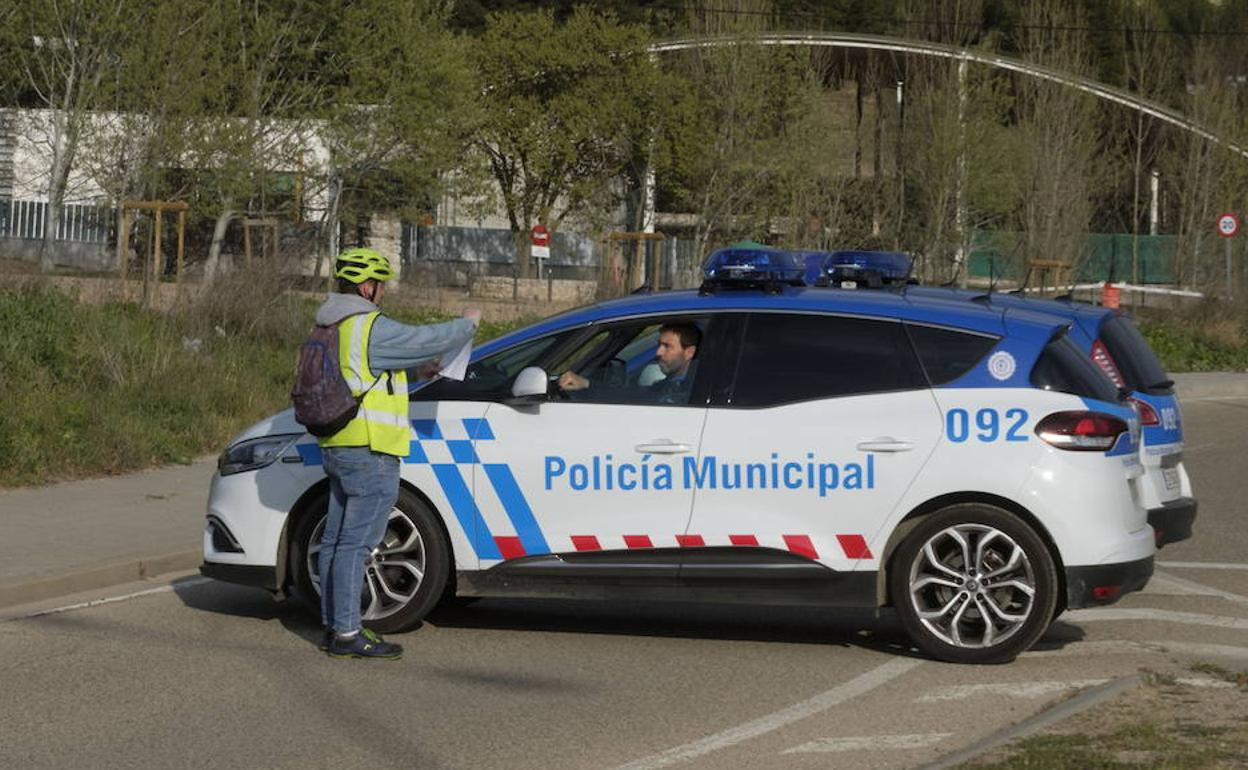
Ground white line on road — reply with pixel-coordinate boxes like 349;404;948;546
1066;607;1248;630
1;578;211;623
1024;639;1248;661
1159;561;1248;571
612;657;923;770
783;732;952;754
915;680;1108;702
1177;677;1236;689
1152;570;1248;607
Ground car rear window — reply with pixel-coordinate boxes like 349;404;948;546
906;324;1000;386
729;313;927;407
1030;334;1121;403
1098;315;1173;396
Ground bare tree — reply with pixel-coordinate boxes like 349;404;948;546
1;0;141;272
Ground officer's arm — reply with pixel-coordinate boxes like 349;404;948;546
367;316;476;373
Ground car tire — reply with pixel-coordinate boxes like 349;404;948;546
889;504;1058;664
289;487;451;634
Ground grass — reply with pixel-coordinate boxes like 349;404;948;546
0;274;525;487
1136;300;1248;372
960;669;1248;770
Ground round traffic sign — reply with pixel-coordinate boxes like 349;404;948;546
1218;213;1240;238
530;223;550;247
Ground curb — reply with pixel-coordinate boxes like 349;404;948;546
0;550;202;610
916;674;1144;770
1172;372;1248;400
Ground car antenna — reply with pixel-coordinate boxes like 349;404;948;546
971;257;999;303
893;251;918;294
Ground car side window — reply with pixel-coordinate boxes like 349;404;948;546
730;313;927;407
906;324;1000;386
554;317;708;406
411;330;577;402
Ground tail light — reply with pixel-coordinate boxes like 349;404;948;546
1035;411;1129;451
1128;397;1159;427
1090;340;1125;388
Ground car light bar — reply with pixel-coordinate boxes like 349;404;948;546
701;245;805;293
809;250;914;289
1034;411;1129;451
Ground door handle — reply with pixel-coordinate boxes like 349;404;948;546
857;438;914;452
635;441;693;454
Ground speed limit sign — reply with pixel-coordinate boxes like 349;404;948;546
1218;213;1240;238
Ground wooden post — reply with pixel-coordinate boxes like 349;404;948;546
243;222;253;267
176;209;186;284
153;209;163;283
118;207;129;281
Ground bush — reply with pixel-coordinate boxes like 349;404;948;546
1136;300;1248;372
0;278;526;487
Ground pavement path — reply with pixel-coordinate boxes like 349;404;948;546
0;372;1244;610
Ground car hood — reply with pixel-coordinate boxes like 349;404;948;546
226;408;306;447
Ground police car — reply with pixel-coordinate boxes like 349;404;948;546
901;288;1195;548
203;252;1154;664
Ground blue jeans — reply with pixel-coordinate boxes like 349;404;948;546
319;446;401;634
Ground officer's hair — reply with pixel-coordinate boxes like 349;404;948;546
337;277;368;295
660;322;701;352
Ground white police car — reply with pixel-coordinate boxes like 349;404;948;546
203;254;1154;664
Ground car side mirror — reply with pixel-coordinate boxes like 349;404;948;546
510;366;549;403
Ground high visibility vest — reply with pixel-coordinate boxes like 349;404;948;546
317;311;411;456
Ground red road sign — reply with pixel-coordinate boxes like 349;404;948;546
531;223;550;247
1218;213;1240;238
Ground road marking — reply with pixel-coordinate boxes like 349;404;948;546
1066;607;1248;631
1159;561;1248;571
1023;639;1248;660
0;578;211;623
783;732;952;754
612;657;922;770
915;680;1108;702
1176;677;1236;689
1152;570;1248;607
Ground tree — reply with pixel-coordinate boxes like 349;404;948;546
656;0;819;258
0;0;143;272
321;0;478;278
472;7;660;278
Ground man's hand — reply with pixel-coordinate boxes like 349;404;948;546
415;360;442;380
557;371;589;391
463;309;482;327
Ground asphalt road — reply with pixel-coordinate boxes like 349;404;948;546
2;396;1246;770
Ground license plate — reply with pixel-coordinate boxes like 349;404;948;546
840;280;858;289
1162;467;1180;490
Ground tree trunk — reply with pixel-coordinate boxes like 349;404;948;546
204;205;234;284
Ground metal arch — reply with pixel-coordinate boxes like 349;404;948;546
651;32;1248;160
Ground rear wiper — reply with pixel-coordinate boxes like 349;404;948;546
1149;379;1175;390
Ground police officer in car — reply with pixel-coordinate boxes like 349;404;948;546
557;322;700;405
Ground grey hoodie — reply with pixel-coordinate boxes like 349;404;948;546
314;293;476;375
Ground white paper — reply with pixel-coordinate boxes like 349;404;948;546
437;336;473;381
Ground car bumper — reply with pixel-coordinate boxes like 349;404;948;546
200;562;279;592
1065;555;1154;609
1148;497;1197;547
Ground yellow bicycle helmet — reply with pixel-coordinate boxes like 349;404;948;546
334;247;395;283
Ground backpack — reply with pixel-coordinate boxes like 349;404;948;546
290;322;361;437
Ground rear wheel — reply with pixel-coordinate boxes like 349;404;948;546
889;504;1057;664
290;487;450;634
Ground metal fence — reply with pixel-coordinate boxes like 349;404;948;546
0;199;113;244
398;223;705;297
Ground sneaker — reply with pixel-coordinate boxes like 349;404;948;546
327;628;403;660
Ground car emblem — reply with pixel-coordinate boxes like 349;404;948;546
987;351;1016;381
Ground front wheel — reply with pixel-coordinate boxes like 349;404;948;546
889;504;1058;664
290;487;451;634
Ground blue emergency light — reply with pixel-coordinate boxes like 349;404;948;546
701;244;805;293
810;250;915;289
